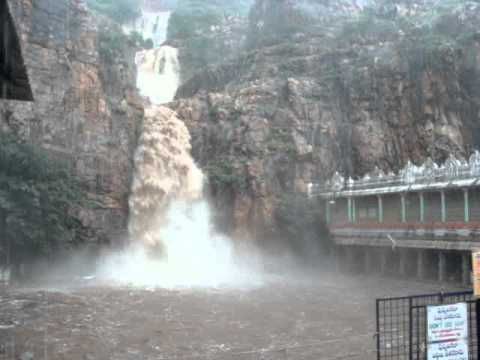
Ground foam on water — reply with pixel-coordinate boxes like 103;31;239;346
98;201;263;289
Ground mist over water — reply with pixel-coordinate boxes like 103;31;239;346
98;201;263;288
96;12;264;289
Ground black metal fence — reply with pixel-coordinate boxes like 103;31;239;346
376;291;478;360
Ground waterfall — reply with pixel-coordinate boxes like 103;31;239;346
103;106;253;287
123;10;171;47
97;12;261;288
128;106;204;250
136;46;180;104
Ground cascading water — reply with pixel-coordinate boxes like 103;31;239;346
128;106;204;251
136;46;180;104
98;11;261;288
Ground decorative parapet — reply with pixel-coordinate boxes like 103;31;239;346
309;151;480;198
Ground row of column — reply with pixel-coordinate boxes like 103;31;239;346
326;189;471;224
336;246;471;285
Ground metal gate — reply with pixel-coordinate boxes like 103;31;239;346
376;291;478;360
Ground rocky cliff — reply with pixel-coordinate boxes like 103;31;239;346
171;0;480;250
2;0;143;245
167;0;253;82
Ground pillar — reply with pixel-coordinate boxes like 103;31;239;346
364;248;371;274
345;248;350;272
380;248;388;274
401;194;406;223
399;250;407;277
347;197;352;223
335;247;342;273
417;250;425;280
346;246;356;272
464;189;470;223
0;209;7;264
352;198;357;223
419;192;425;223
438;252;446;283
441;190;446;222
462;253;470;286
325;200;331;224
378;195;384;223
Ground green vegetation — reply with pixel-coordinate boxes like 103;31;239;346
275;193;330;258
168;0;252;40
98;27;152;61
98;28;127;61
338;0;479;51
205;158;247;191
266;128;297;157
127;31;154;50
168;2;222;40
86;0;141;24
167;0;253;79
305;0;480;89
0;135;88;268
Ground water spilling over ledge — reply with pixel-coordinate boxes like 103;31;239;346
96;11;263;288
128;106;204;250
97;106;263;288
136;46;180;104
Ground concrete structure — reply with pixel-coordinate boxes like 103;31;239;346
308;153;480;285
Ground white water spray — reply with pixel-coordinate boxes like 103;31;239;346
100;106;260;288
123;9;171;47
136;46;180;104
98;12;262;288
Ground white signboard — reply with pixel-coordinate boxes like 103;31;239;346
428;340;469;360
427;303;469;360
427;303;468;342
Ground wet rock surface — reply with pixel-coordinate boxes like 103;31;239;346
170;0;480;243
2;0;144;244
0;273;460;359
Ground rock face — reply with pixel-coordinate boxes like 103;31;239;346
167;1;253;82
171;0;480;246
2;0;143;244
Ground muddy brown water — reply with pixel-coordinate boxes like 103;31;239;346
0;272;465;360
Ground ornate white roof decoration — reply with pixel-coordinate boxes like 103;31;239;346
310;151;480;197
444;154;462;178
347;177;354;188
331;172;345;191
400;160;419;184
422;157;438;178
470;150;480;176
371;166;385;179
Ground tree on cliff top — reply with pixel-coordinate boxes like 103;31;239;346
168;0;253;39
86;0;141;24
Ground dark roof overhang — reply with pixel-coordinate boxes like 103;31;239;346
0;0;33;101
